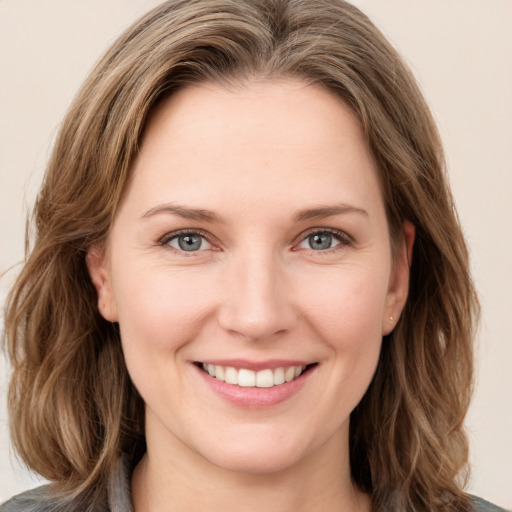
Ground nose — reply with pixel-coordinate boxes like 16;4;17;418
217;249;297;342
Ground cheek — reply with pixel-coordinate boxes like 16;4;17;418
111;262;218;354
299;264;389;344
291;267;387;438
298;265;388;402
320;279;384;381
110;264;221;417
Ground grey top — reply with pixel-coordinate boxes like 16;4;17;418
0;456;132;512
0;456;508;511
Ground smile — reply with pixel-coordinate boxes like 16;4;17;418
199;363;311;388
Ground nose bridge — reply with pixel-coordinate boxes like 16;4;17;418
218;245;294;341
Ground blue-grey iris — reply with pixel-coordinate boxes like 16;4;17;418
178;234;202;251
308;233;332;250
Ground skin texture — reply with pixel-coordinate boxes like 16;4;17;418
88;79;414;512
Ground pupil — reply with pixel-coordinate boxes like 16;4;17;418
178;235;201;251
310;233;332;250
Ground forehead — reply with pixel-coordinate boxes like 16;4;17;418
142;79;367;158
124;79;382;218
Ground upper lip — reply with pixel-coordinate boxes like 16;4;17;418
195;359;314;371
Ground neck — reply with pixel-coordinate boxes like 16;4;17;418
131;423;371;512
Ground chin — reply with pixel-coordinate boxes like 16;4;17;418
191;427;319;476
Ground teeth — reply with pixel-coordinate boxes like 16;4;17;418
273;367;285;385
238;369;256;387
225;366;237;385
256;369;274;388
201;363;307;388
215;365;225;382
284;367;295;382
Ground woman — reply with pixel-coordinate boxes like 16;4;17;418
1;1;507;511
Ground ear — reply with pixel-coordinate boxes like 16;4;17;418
86;244;118;322
382;221;415;335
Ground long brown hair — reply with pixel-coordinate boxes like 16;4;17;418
3;1;478;510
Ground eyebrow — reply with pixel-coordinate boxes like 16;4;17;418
294;204;368;222
140;204;223;223
140;202;368;223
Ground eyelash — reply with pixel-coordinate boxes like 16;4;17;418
296;228;354;254
158;228;353;255
158;229;215;255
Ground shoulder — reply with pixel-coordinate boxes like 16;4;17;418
2;488;507;512
0;485;62;512
0;485;108;512
471;495;510;512
0;455;131;512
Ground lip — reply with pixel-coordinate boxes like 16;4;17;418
193;360;317;408
198;358;311;371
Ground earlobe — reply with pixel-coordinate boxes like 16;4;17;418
382;221;415;335
86;245;118;322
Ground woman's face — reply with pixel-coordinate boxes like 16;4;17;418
89;79;412;475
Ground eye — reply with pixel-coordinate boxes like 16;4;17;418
163;231;212;252
297;230;349;251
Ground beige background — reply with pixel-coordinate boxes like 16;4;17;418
1;0;511;507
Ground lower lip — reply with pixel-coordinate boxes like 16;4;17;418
194;365;315;408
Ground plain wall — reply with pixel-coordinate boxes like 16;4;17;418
1;0;511;507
